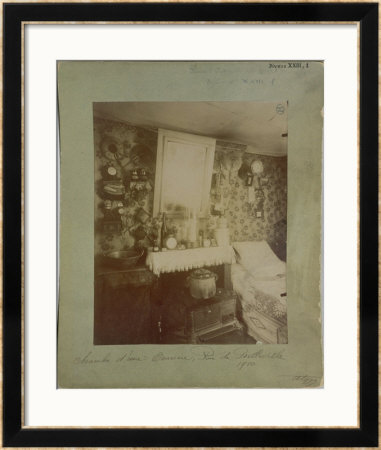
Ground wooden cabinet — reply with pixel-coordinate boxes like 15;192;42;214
94;264;245;345
94;266;158;345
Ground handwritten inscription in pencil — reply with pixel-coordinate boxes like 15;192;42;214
73;347;286;371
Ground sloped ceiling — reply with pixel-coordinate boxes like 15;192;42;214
93;101;288;156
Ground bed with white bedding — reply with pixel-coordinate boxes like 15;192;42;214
231;240;288;344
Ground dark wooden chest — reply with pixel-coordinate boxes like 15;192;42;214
94;265;157;345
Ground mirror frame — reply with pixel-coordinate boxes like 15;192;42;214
153;128;216;218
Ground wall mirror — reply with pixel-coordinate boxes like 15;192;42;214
153;129;216;218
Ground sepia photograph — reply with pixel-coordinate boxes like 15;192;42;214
93;101;288;346
57;60;323;389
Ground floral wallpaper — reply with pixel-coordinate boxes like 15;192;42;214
94;117;287;256
210;142;287;244
94;117;159;255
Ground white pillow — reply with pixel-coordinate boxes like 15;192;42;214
232;240;285;277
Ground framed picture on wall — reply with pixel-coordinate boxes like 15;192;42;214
3;1;378;447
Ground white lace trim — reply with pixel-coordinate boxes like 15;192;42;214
146;246;236;276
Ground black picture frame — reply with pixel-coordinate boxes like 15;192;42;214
3;2;378;447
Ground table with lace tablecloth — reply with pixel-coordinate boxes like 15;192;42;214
145;245;236;289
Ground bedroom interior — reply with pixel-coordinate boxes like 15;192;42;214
93;102;288;346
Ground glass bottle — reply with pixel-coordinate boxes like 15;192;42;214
161;212;167;249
